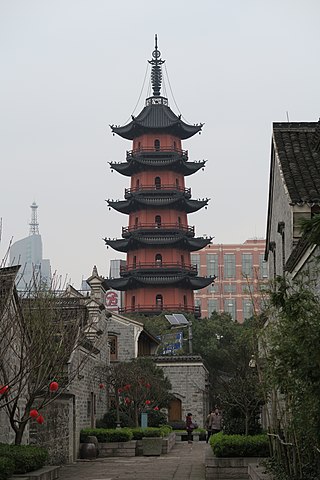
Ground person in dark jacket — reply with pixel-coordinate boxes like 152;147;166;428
186;412;194;444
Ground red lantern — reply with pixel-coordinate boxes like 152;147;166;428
125;397;131;404
0;385;9;395
36;415;44;425
145;399;151;405
49;381;59;392
118;387;123;394
99;383;104;389
30;409;39;419
154;406;159;411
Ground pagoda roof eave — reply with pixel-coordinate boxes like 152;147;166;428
107;198;209;214
109;160;206;177
104;236;213;252
189;276;216;289
111;103;202;140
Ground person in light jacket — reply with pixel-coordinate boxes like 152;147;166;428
205;407;222;443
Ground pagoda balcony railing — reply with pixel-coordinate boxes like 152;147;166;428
118;304;201;318
124;185;191;196
126;147;188;161
120;262;197;275
122;223;195;236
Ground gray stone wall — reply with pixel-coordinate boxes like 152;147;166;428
156;358;209;428
108;313;143;361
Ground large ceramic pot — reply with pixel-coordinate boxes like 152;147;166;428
80;442;97;459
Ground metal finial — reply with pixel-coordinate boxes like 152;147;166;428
148;34;165;97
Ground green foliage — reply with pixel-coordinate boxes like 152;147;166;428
263;275;320;479
146;409;167;427
0;444;48;474
210;433;269;458
80;428;133;443
0;456;15;480
96;409;135;428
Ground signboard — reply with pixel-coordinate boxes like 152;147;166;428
105;290;121;311
161;331;183;355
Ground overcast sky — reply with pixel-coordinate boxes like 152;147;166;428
1;0;320;287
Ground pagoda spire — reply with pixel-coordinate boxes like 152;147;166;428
148;34;165;97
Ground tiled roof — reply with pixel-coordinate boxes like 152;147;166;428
273;120;320;204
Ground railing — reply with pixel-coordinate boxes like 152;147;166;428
125;185;191;195
127;147;188;156
120;262;197;274
119;304;200;315
122;223;195;235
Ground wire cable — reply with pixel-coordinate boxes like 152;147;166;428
122;62;150;125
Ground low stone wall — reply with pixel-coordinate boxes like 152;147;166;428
11;466;60;480
136;433;176;456
175;433;200;442
205;447;267;480
98;440;137;457
248;463;273;480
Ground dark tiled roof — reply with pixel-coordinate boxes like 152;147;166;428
273;120;320;204
111;103;202;140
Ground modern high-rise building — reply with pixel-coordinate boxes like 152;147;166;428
192;239;268;322
103;37;214;316
10;202;51;290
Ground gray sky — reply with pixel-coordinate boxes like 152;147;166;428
1;0;320;287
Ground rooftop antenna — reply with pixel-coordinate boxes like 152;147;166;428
286;111;290;123
29;202;39;235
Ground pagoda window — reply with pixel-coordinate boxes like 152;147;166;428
138;141;141;151
135;217;139;227
177;216;181;226
155;215;161;227
155;254;162;266
156;294;163;309
181;255;185;266
155;177;161;189
136;179;140;189
176;178;179;189
173;141;177;151
183;295;187;308
131;295;136;311
133;256;137;268
154;139;160;151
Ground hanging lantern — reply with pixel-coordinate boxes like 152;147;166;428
154;406;159;411
30;409;39;419
0;385;9;395
49;381;59;392
99;383;104;389
36;415;44;425
145;399;151;405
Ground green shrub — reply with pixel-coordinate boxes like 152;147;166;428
146;410;168;427
159;425;172;437
80;428;133;443
0;456;15;480
96;410;135;428
0;444;48;474
210;433;269;458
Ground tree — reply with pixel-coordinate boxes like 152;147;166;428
0;276;104;444
98;358;172;427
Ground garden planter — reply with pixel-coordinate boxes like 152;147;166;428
142;437;163;456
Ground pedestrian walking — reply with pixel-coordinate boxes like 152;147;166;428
185;412;195;444
205;407;222;443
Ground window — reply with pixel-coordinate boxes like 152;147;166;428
133;256;137;268
183;295;187;308
208;299;218;317
181;255;185;266
155;215;161;227
136;179;140;189
154;139;160;151
155;176;161;189
207;284;218;293
131;295;136;311
135;217;139;227
224;254;235;279
173;141;177;150
176;178;179;188
109;336;118;361
155;253;162;266
156;294;163;309
224;298;236;320
224;283;236;293
177;216;181;226
206;254;218;277
243;300;253;320
259;254;268;278
191;253;200;273
242;254;253;278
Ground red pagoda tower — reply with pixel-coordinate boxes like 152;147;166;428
104;37;214;316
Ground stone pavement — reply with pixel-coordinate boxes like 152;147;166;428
59;442;209;480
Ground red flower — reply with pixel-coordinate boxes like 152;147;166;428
154;406;159;411
49;381;59;392
30;409;39;419
145;383;151;389
125;397;131;404
117;388;123;394
124;384;131;391
145;399;151;405
0;385;9;395
99;383;104;389
36;415;44;424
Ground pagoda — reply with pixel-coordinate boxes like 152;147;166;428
104;36;214;316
